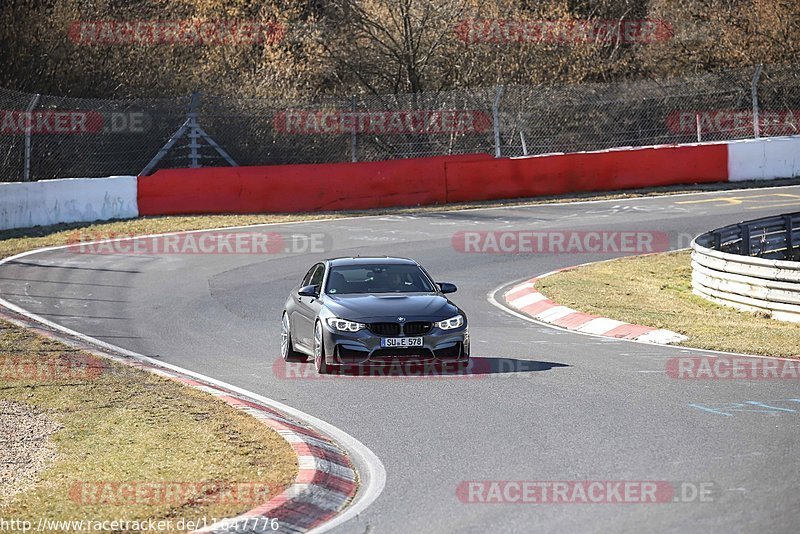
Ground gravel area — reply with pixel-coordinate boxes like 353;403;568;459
0;400;61;506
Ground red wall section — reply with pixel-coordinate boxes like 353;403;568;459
138;143;729;215
445;143;729;203
138;153;492;216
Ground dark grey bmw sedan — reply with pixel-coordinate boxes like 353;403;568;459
281;257;469;374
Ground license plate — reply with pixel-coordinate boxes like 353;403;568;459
381;337;423;348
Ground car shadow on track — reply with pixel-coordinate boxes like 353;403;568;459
467;357;569;375
323;357;569;378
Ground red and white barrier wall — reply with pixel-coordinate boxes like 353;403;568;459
0;176;138;230
137;136;799;216
1;136;798;230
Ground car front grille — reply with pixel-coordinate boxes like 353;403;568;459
403;322;432;335
368;322;401;336
368;321;433;336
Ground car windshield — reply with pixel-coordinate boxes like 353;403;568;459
326;264;436;295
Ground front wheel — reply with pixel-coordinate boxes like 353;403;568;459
313;321;331;374
281;313;307;362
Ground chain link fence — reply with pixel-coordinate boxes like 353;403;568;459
1;64;798;182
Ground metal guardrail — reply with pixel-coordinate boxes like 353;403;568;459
691;212;800;322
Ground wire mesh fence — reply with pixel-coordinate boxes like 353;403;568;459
1;64;797;182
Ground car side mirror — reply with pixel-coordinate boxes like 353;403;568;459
299;284;320;297
438;282;457;294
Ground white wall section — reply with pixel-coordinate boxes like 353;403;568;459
0;176;138;230
728;135;800;182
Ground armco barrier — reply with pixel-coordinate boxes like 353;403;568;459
0;176;138;230
691;212;800;322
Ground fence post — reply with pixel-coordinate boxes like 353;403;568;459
350;95;357;162
493;85;504;158
188;92;201;168
739;223;751;255
751;63;763;138
695;113;702;142
23;93;40;181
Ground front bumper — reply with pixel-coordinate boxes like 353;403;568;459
321;323;470;366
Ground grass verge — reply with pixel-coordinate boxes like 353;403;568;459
535;250;800;358
0;321;298;528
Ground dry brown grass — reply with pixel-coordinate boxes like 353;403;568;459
0;321;297;529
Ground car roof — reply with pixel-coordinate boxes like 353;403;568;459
326;256;419;267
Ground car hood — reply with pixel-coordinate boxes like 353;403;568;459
324;293;457;321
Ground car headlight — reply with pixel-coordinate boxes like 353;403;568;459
436;314;464;330
326;317;366;332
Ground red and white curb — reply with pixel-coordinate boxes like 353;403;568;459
167;384;358;533
0;307;358;534
503;274;688;345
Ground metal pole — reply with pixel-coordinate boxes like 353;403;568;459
519;131;528;156
493;86;504;158
351;95;357;162
739;223;751;256
784;214;795;260
751;63;763;138
695;113;702;142
24;93;40;181
188;92;201;168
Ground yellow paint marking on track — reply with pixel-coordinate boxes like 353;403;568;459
745;201;800;210
676;193;800;207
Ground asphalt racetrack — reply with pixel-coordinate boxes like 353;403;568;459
2;186;799;533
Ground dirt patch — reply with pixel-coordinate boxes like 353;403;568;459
0;400;61;506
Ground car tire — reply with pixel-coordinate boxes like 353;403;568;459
281;313;308;363
313;321;331;375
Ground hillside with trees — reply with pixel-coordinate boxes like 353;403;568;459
1;0;798;98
